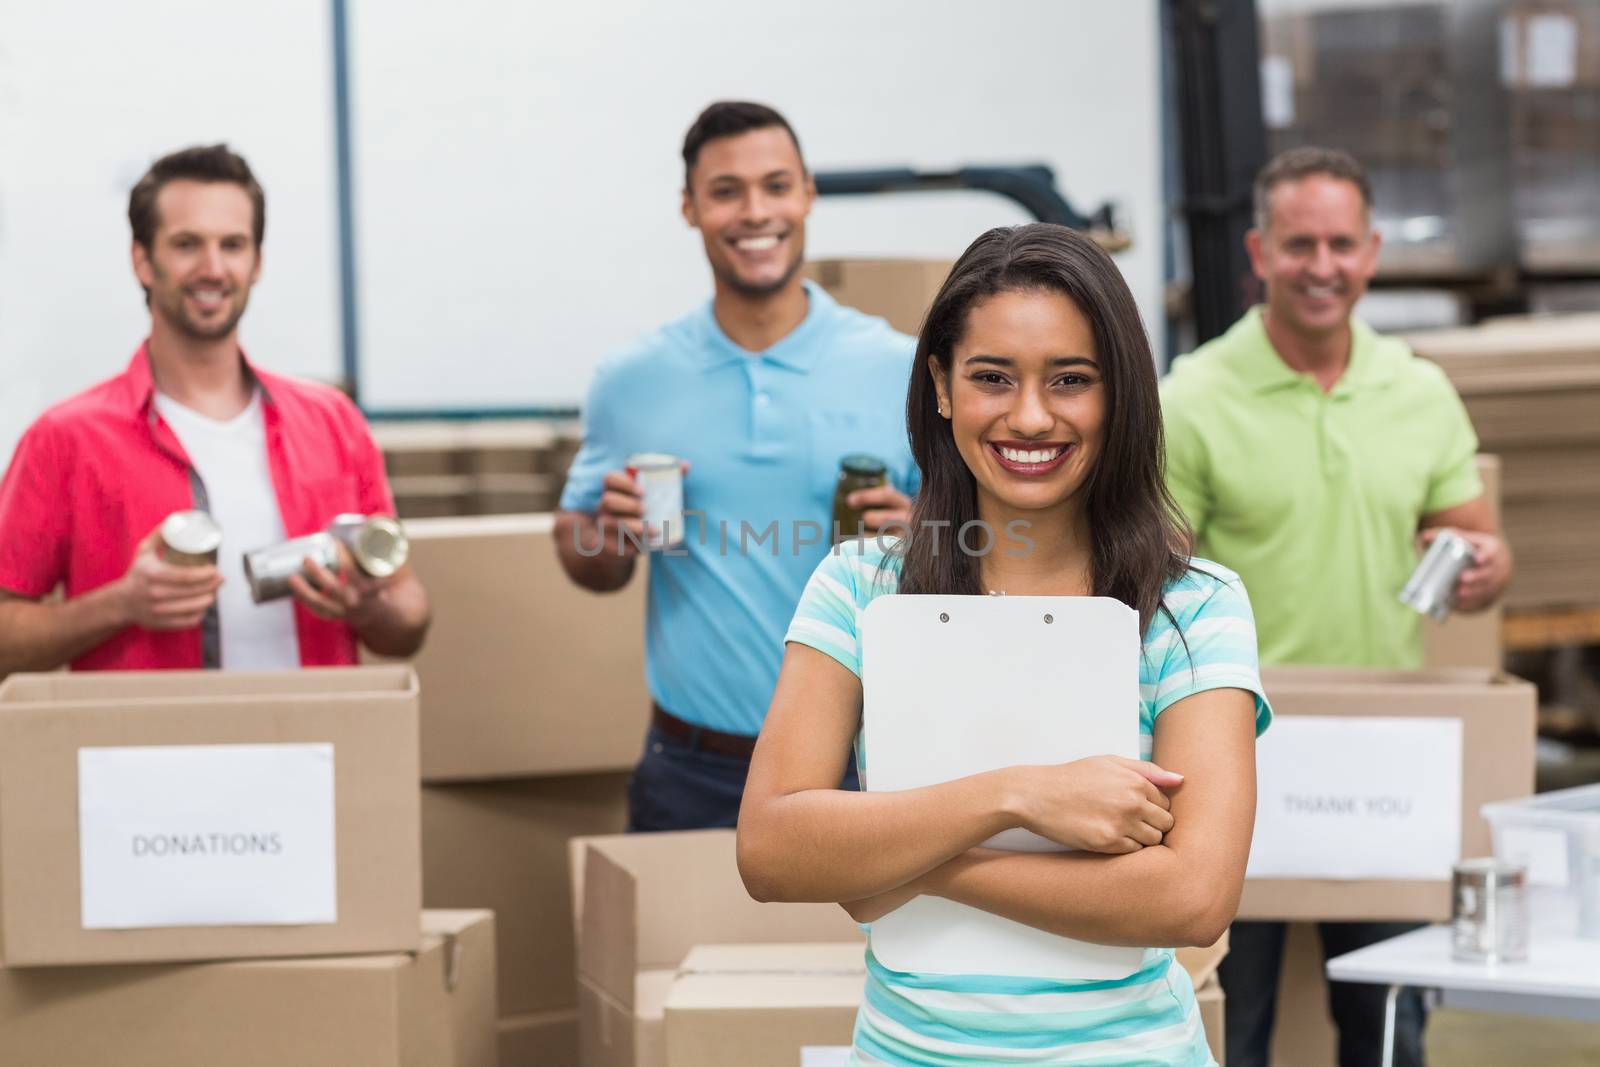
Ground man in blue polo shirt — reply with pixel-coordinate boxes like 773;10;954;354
554;101;917;831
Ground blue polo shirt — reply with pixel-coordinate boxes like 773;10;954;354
559;281;918;735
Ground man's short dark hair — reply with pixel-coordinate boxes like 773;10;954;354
1253;146;1372;232
128;143;266;250
681;101;804;187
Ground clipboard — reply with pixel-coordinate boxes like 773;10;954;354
860;593;1148;980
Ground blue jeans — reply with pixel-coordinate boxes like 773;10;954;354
626;723;860;832
1219;920;1427;1067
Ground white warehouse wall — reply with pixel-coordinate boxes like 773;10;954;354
0;0;340;462
0;1;1163;456
351;0;1165;411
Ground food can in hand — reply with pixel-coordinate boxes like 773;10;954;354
243;531;341;604
1399;528;1475;621
158;510;222;567
328;513;410;577
625;453;685;549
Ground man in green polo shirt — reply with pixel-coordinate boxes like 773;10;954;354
1162;147;1512;1067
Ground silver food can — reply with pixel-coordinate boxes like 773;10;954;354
1399;528;1476;621
158;510;222;567
625;452;685;549
1452;858;1528;963
328;514;410;578
243;531;341;604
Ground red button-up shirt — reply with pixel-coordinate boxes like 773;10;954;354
0;344;395;670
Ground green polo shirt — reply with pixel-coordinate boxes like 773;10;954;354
1161;307;1482;668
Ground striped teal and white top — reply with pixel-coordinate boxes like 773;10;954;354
784;540;1272;1066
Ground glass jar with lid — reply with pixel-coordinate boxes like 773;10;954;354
831;454;888;542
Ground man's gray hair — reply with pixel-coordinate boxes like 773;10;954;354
1253;146;1373;232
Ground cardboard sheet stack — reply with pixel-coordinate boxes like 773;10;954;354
375;420;583;519
372;513;650;1064
1405;313;1600;612
0;666;498;1065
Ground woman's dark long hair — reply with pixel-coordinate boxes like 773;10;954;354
897;223;1193;637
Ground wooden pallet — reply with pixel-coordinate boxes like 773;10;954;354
1504;606;1600;651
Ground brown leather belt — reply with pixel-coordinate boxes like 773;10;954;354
651;703;759;760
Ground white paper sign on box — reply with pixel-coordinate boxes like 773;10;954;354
1247;717;1463;880
78;743;338;929
861;594;1146;980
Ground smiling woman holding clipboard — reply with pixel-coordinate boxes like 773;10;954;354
737;223;1273;1066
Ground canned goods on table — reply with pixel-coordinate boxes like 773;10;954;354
1452;857;1528;964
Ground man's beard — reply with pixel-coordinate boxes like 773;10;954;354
160;289;250;340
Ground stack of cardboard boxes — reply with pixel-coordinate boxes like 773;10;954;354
376;421;583;520
659;938;1228;1067
375;514;649;1063
1406;313;1600;612
804;259;954;336
566;829;1230;1067
0;667;498;1065
572;829;864;1067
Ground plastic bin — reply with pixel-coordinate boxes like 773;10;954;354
1482;784;1600;939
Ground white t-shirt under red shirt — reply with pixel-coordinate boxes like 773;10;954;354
153;389;300;670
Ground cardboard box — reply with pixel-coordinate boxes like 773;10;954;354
0;667;421;967
500;1008;579;1067
663;936;1228;1067
1239;668;1536;921
664;943;864;1067
1268;922;1337;1067
580;969;674;1067
374;514;649;782
1178;934;1228;1067
423;774;629;1017
0;909;496;1066
577;830;863;1009
1195;975;1225;1066
576;831;863;1066
805;258;952;336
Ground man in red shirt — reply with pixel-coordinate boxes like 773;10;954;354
0;144;429;676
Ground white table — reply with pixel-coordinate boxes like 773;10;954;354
1326;923;1600;1067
